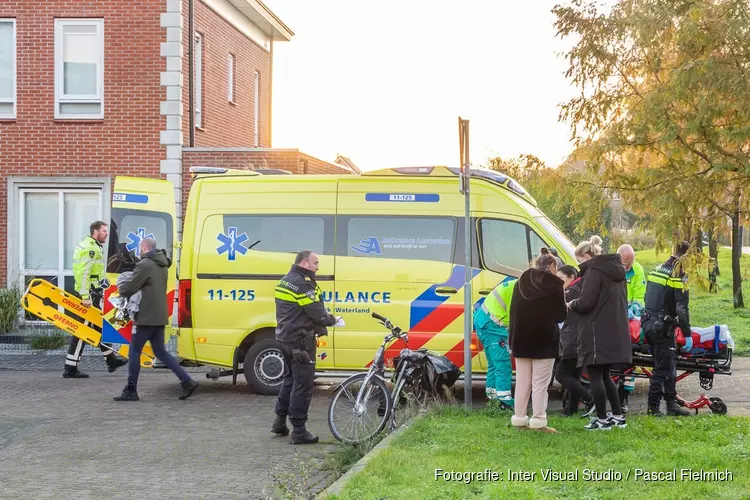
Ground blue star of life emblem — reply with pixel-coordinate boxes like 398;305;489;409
217;227;249;261
126;227;155;257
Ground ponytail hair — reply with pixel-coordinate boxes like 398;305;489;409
575;235;603;259
534;247;558;271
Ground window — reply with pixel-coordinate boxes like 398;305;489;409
479;219;531;275
528;230;548;263
342;216;455;263
107;208;174;274
0;19;16;119
20;189;103;291
222;215;333;255
195;34;202;128
227;54;234;103
253;71;259;146
55;19;104;119
534;216;576;261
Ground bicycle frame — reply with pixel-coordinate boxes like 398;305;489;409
350;331;402;413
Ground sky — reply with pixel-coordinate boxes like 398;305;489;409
264;0;578;171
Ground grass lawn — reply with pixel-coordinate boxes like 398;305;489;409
635;248;750;355
329;407;750;499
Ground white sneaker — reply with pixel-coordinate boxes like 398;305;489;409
584;417;614;431
607;412;627;428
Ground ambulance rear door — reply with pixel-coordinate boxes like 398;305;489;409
103;177;177;351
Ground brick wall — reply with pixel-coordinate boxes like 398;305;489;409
182;0;272;148
0;0;165;286
180;148;355;219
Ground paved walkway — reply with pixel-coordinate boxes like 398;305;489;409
1;354;748;499
0;358;338;500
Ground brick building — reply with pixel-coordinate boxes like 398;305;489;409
0;0;352;289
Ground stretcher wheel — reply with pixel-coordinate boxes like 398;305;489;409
708;397;727;415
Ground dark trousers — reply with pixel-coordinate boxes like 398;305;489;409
648;343;678;405
586;364;622;419
555;358;592;412
275;338;316;429
64;290;116;371
127;325;191;390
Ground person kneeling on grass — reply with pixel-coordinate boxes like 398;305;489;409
509;248;567;433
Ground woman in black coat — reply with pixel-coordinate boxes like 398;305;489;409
568;236;632;430
554;265;593;416
509;249;567;433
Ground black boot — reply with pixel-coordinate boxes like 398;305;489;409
107;356;128;373
179;379;199;400
290;427;319;445
271;416;290;436
114;385;139;401
666;399;691;417
63;367;89;379
647;403;664;417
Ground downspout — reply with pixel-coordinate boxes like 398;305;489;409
189;0;195;147
268;38;273;147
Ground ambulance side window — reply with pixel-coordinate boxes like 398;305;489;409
479;219;530;276
222;215;334;255
340;216;455;263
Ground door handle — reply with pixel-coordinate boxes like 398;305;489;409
478;289;492;296
435;287;458;295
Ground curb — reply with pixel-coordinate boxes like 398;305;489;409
318;412;427;499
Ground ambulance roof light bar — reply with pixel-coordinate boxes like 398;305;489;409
189;166;228;175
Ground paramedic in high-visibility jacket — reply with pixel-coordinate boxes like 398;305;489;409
642;240;692;417
616;244;647;412
473;278;516;409
63;221;127;378
272;250;337;444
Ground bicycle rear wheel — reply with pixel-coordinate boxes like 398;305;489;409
328;373;392;445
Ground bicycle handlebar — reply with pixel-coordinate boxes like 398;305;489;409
371;312;388;323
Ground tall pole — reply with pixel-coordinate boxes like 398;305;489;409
459;117;472;408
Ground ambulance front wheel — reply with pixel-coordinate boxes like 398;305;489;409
244;338;285;395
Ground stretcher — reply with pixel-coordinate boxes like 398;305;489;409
21;278;156;368
607;319;733;415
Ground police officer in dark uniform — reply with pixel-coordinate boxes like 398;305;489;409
271;250;337;444
642;241;692;417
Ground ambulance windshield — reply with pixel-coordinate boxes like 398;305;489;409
534;216;576;262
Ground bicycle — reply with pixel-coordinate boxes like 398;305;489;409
327;312;459;445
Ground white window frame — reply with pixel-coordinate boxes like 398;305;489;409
7;178;110;292
254;71;259;146
195;33;203;128
0;19;16;119
54;18;105;120
227;53;234;103
18;189;104;311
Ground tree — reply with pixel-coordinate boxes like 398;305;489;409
554;0;750;308
485;154;614;249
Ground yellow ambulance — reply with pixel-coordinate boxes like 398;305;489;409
106;166;576;394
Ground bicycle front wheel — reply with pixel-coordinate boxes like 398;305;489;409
328;373;392;445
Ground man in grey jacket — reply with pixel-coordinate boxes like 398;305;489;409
113;238;199;401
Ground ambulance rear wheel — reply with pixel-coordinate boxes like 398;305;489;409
244;338;285;395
